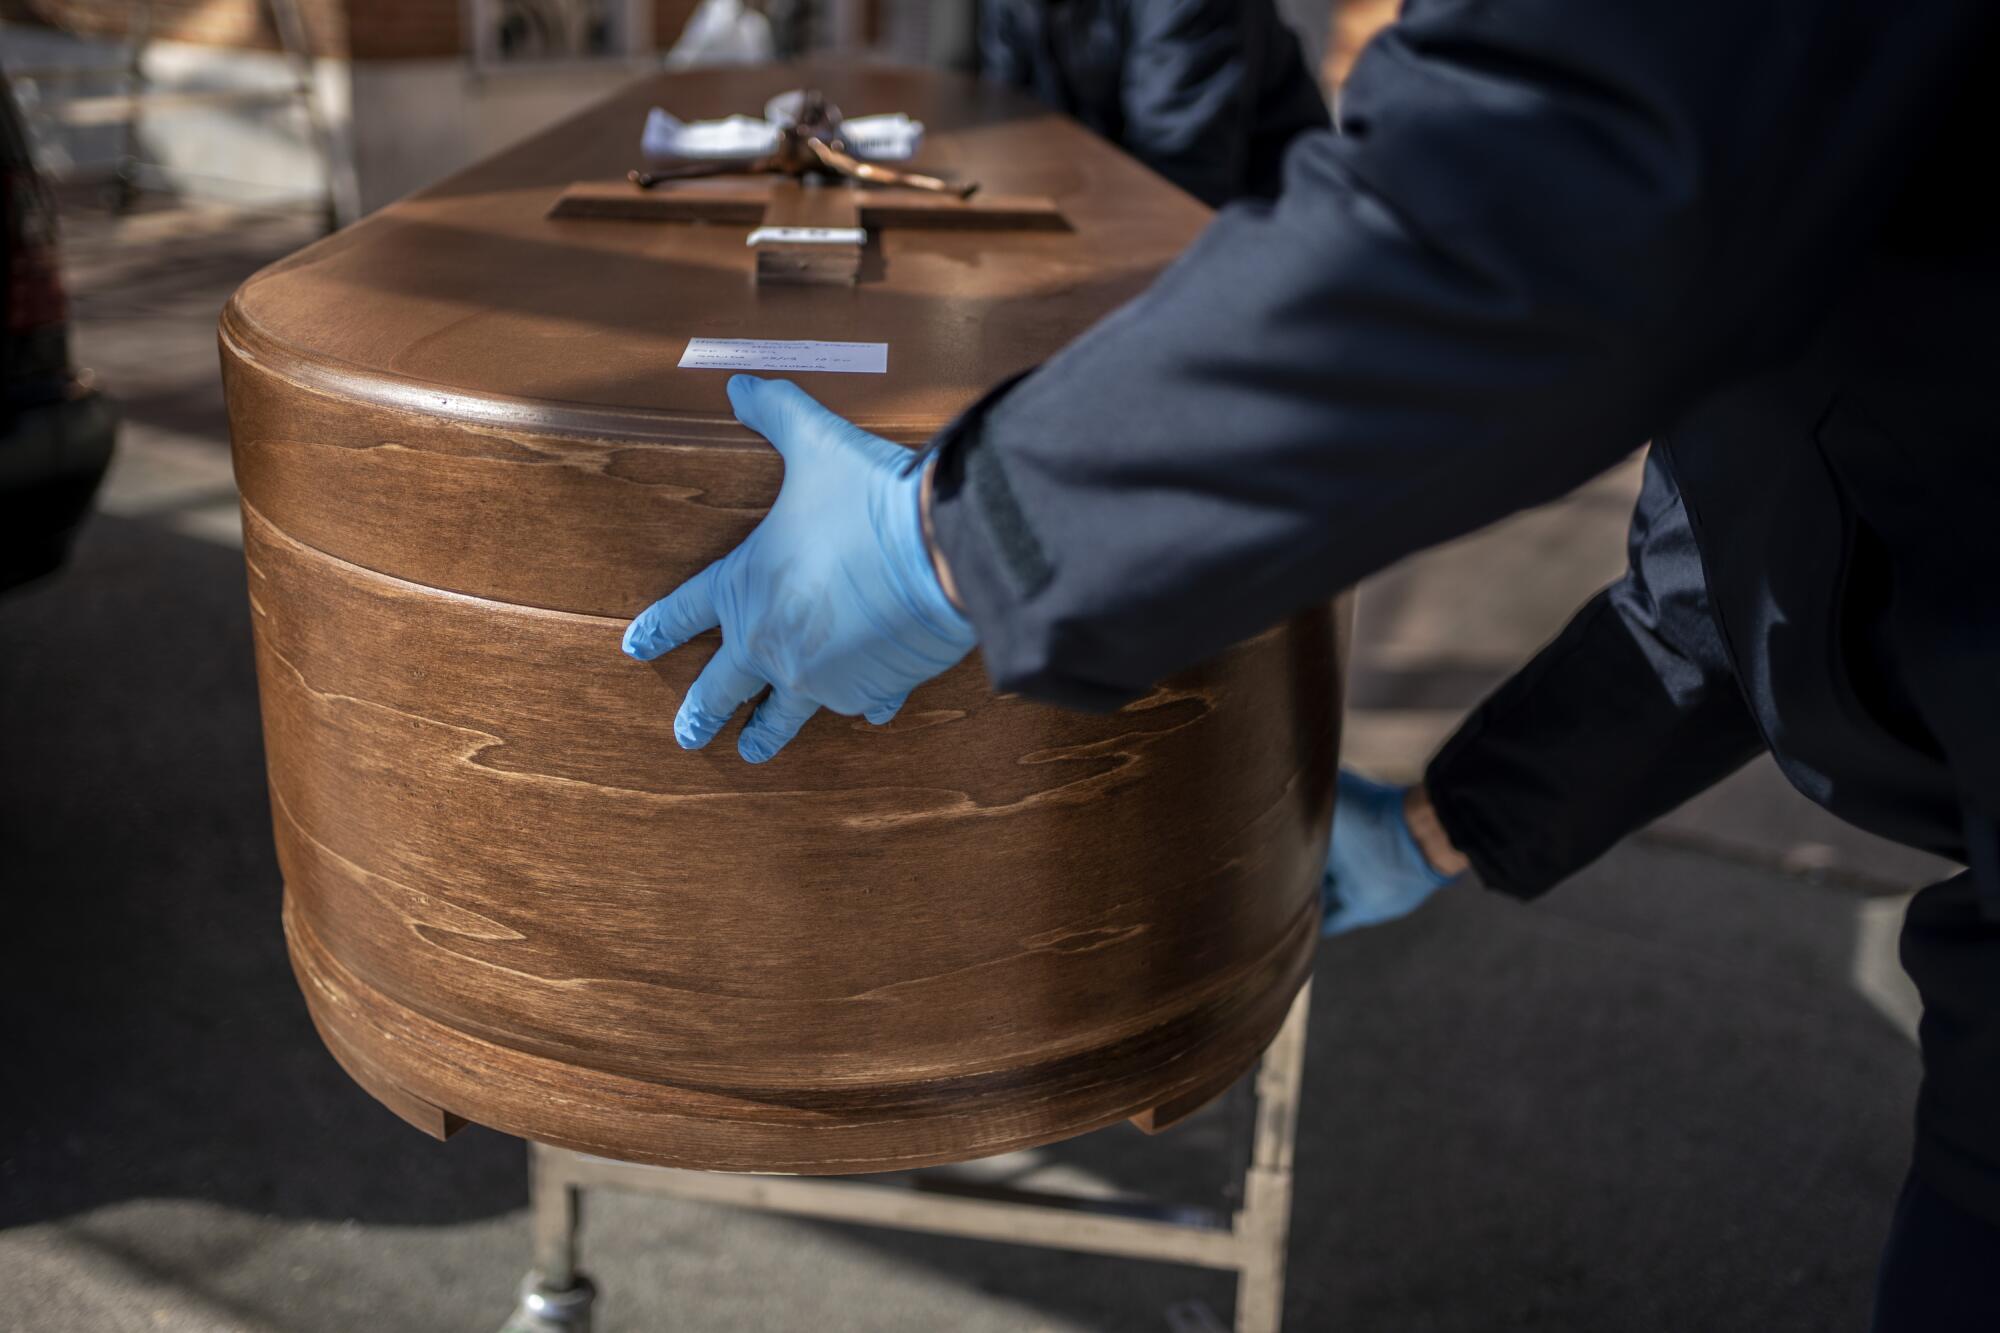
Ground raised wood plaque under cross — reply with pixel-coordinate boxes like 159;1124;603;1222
548;90;1070;284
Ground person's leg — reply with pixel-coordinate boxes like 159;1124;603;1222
1873;872;2000;1330
1872;1172;2000;1332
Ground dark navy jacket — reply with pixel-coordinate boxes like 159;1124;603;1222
979;0;1330;207
931;0;2000;904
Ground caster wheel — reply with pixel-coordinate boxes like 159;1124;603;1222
497;1271;596;1333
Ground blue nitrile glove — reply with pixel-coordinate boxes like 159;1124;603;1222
622;375;977;763
1322;770;1459;936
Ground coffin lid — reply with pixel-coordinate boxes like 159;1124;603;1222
221;63;1212;446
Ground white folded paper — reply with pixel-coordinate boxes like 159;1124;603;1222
641;109;777;159
745;226;867;247
831;113;924;161
679;338;887;374
641;93;924;162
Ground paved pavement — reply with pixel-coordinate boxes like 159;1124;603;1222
0;195;1956;1332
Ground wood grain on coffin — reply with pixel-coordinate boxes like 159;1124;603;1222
221;350;781;619
288;896;1317;1173
248;505;1335;1169
246;506;1333;1033
222;63;1343;1172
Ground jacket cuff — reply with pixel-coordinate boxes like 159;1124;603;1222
928;372;1138;713
1423;717;1550;901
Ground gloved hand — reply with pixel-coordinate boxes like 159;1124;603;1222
1322;770;1460;936
622;375;976;763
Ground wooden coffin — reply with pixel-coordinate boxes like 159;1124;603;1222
220;63;1340;1174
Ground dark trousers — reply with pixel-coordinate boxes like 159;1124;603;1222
1872;873;2000;1329
1872;1174;2000;1331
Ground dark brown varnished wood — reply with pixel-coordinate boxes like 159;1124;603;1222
752;181;863;285
222;62;1342;1173
548;177;1070;231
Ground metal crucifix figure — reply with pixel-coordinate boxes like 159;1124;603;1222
627;91;979;199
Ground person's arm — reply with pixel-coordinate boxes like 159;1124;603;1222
1117;0;1330;206
976;0;1036;91
1423;448;1764;898
981;0;1329;208
930;0;1993;712
1320;450;1758;925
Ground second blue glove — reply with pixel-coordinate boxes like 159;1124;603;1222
1322;770;1461;936
622;375;977;763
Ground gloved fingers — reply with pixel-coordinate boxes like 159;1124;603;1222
727;374;880;462
675;650;765;750
1338;767;1401;797
1320;904;1369;938
864;692;909;727
624;561;723;661
738;687;819;764
1319;873;1367;937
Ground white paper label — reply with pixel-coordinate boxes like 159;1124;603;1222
678;338;888;375
744;226;868;247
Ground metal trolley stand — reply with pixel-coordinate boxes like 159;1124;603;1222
501;980;1313;1333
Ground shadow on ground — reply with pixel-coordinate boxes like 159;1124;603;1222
0;514;524;1231
758;836;1923;1332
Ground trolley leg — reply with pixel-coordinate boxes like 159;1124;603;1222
499;1143;597;1333
1233;980;1311;1333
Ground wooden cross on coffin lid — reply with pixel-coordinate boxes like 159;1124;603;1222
548;91;1069;285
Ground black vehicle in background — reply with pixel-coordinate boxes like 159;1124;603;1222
1;69;115;592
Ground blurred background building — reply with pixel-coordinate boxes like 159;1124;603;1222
4;0;711;219
0;0;1390;222
1;0;1244;221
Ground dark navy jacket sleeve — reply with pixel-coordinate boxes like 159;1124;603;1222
977;0;1328;207
1423;451;1764;898
1115;0;1328;207
932;0;1990;711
